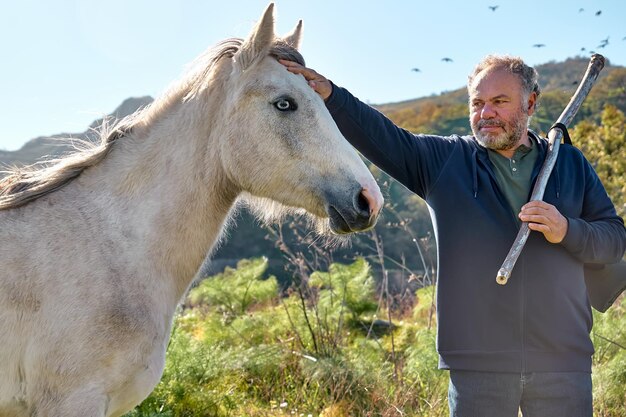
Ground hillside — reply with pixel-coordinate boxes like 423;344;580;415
2;57;624;283
377;56;626;136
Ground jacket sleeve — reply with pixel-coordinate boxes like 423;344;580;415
325;82;457;199
560;151;626;264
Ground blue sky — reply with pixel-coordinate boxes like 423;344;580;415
1;0;625;151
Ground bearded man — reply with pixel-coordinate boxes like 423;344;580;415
281;55;626;417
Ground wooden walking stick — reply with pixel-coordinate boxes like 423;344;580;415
496;54;606;285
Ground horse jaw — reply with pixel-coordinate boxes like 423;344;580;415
234;3;275;71
238;193;354;251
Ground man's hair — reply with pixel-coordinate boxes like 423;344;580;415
467;54;541;103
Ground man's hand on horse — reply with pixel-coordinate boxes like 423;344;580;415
280;59;333;101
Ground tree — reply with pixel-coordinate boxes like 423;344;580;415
572;105;626;218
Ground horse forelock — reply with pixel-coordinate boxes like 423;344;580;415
268;40;305;66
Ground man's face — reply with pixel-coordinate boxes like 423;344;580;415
468;68;535;151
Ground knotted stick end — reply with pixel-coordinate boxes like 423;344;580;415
590;53;605;71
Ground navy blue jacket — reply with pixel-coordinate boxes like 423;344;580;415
326;83;626;373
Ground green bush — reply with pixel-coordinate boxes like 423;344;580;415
188;257;278;317
592;298;626;416
125;260;626;417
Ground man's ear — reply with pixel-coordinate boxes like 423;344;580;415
527;91;538;116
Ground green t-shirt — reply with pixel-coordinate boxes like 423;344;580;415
487;137;539;222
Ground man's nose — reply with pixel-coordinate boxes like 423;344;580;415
481;103;496;118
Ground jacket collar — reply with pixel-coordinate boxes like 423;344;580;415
468;130;553;199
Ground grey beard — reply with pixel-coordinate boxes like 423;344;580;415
472;117;527;151
474;130;519;150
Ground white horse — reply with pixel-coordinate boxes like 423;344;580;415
0;4;382;416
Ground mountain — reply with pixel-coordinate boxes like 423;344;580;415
0;96;153;167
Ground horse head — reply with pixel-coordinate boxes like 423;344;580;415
217;3;383;234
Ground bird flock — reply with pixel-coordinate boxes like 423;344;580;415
410;5;624;74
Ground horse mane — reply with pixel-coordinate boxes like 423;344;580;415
0;117;134;210
0;38;304;211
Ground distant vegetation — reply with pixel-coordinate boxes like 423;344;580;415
379;57;626;137
573;105;626;218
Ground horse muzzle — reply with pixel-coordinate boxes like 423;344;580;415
326;184;383;234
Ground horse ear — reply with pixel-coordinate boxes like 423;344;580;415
235;3;275;70
282;20;303;50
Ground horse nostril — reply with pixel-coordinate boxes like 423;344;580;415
355;190;371;216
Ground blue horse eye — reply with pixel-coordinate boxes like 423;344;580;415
274;98;297;111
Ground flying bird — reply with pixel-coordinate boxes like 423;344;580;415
411;68;421;72
580;47;586;51
595;10;602;16
441;57;453;63
597;37;609;48
533;44;546;48
488;5;499;11
578;8;584;12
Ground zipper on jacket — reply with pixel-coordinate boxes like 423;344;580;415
474;150;520;228
471;149;478;198
520;255;526;372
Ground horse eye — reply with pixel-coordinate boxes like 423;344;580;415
274;98;297;112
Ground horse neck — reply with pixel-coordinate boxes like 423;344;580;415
88;87;240;300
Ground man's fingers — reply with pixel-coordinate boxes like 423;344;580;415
520;207;549;217
280;59;319;79
520;213;549;224
279;59;332;101
280;59;309;74
279;59;299;68
521;200;552;211
520;202;556;219
527;222;549;232
519;203;556;224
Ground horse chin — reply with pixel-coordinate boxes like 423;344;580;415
328;206;352;234
327;206;376;235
